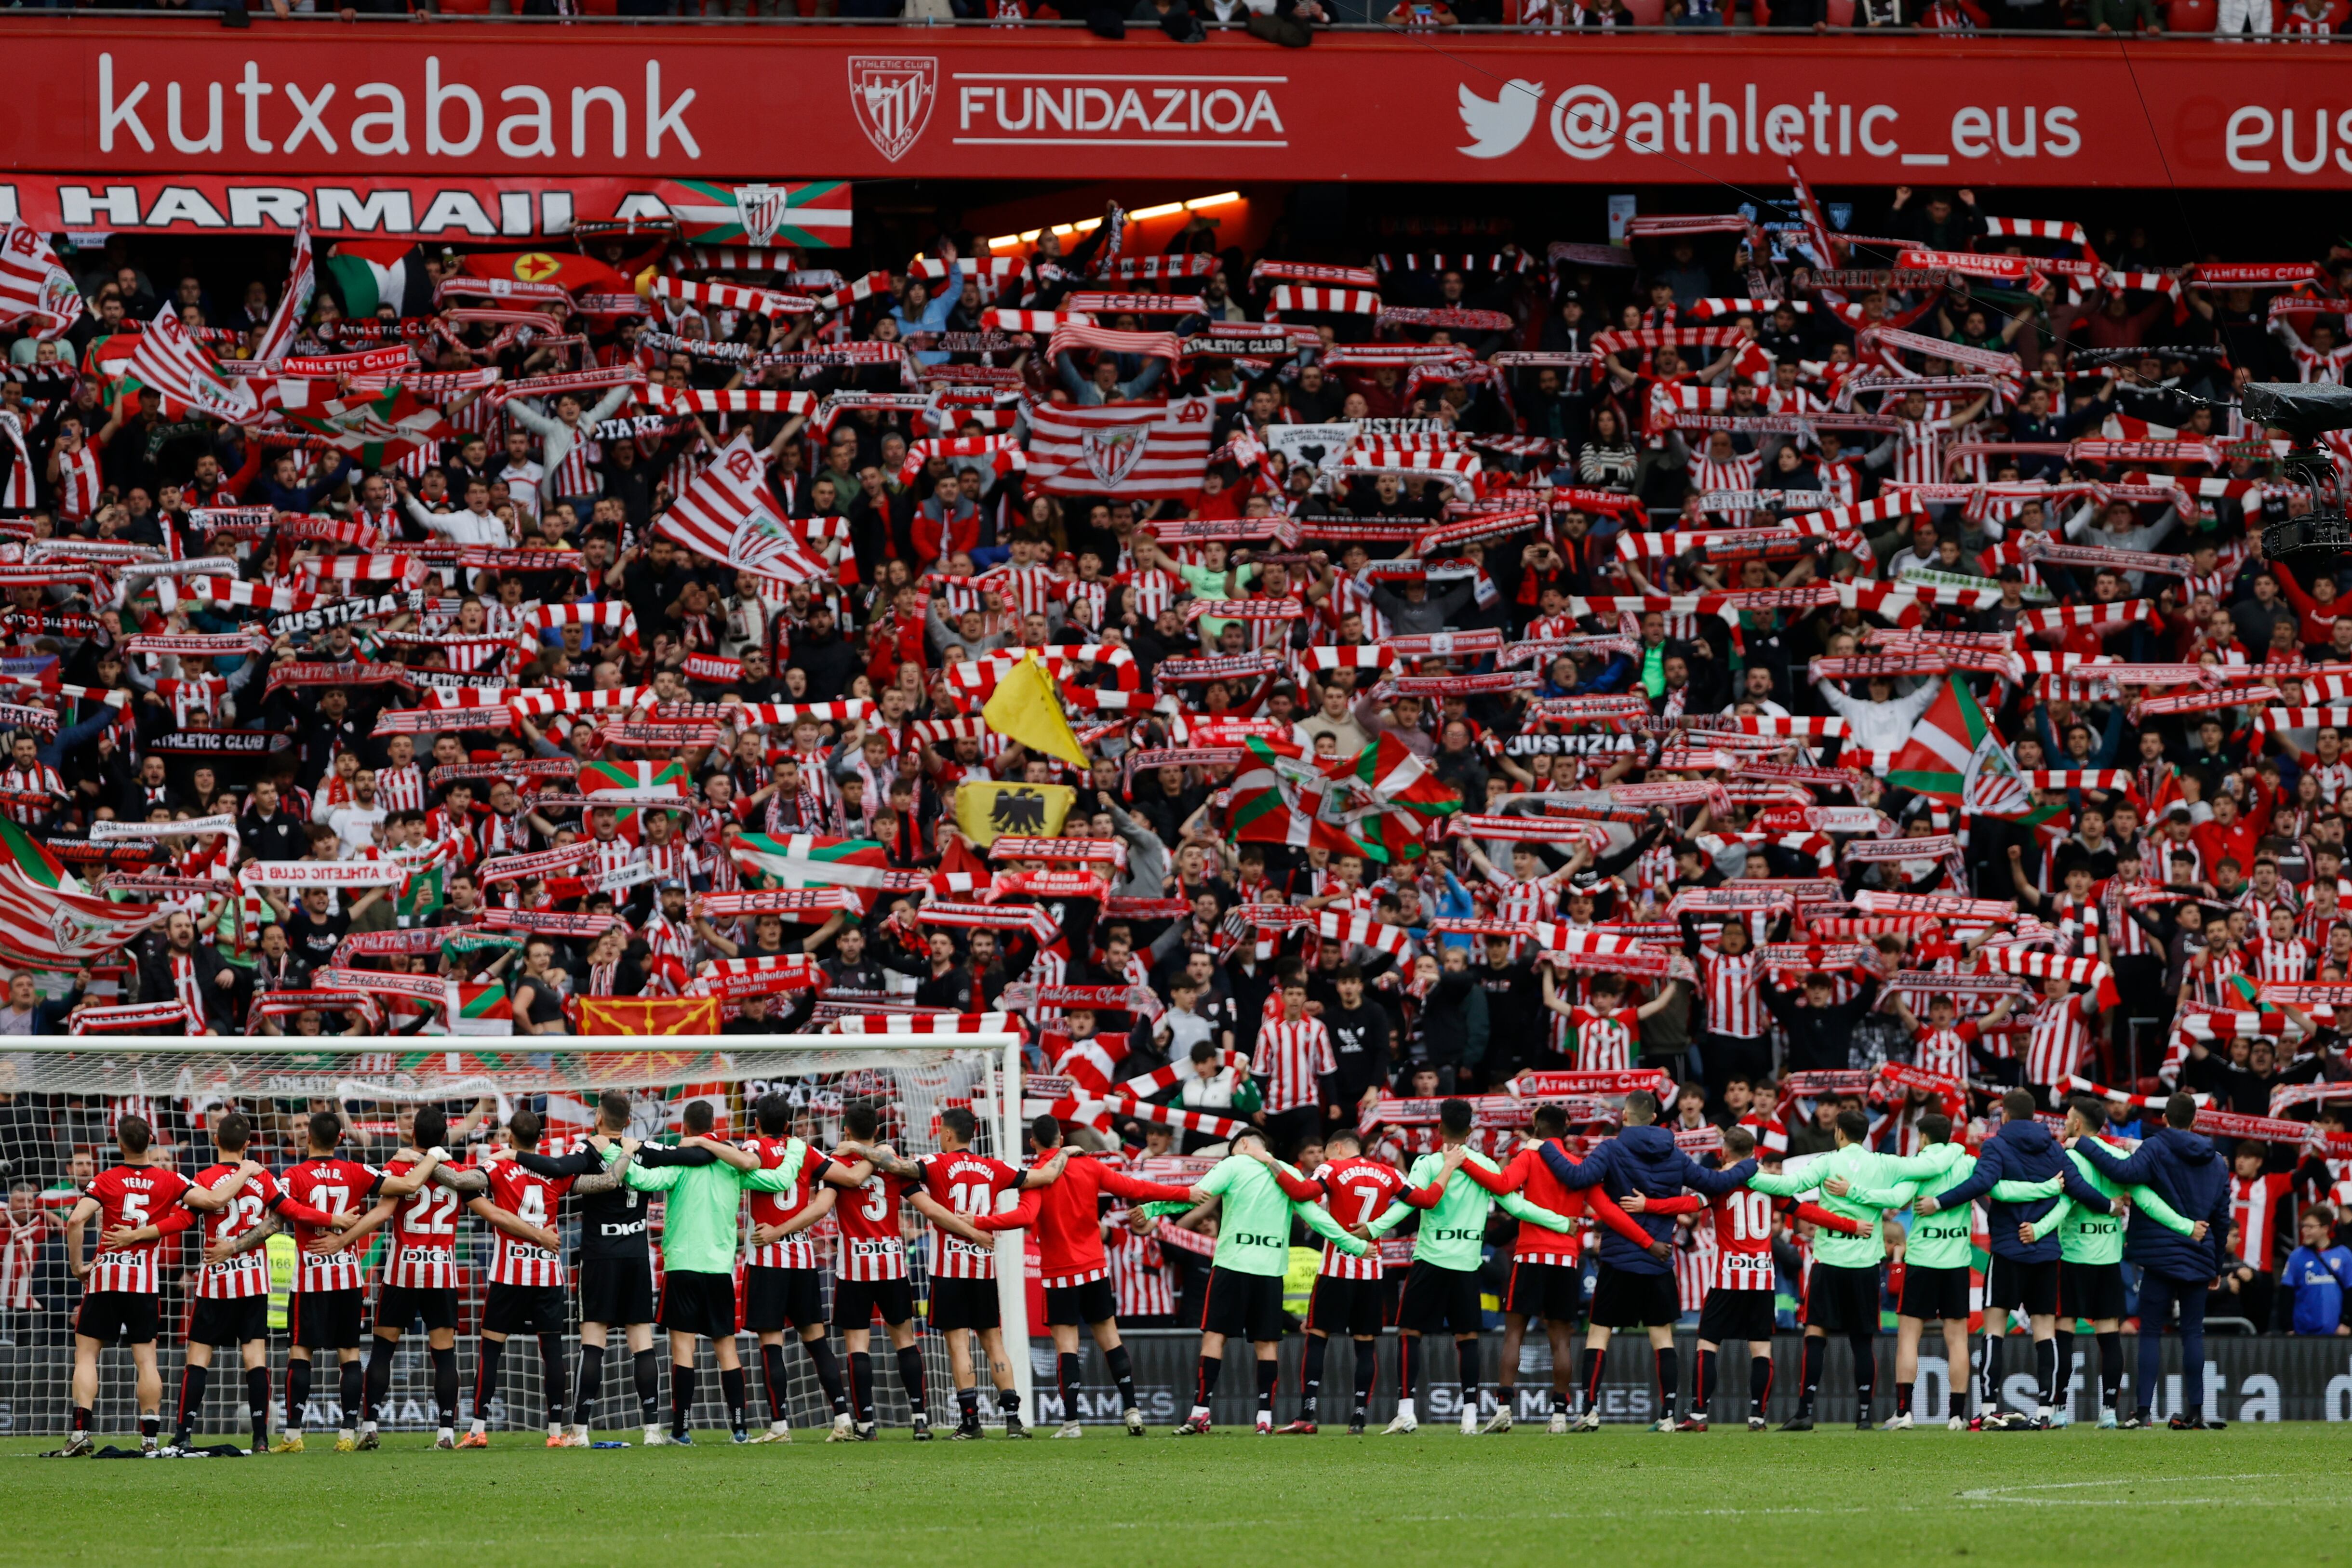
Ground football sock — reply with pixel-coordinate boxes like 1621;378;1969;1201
2033;1336;2057;1415
141;1415;159;1444
1254;1356;1279;1418
633;1349;661;1428
1750;1355;1773;1420
1980;1334;2001;1413
1399;1336;1420;1413
1192;1355;1221;1417
1457;1337;1481;1417
670;1362;696;1436
2054;1329;2073;1415
1104;1344;1138;1413
1655;1345;1678;1422
1694;1347;1716;1416
1300;1334;1327;1421
1797;1335;1824;1417
760;1343;789;1423
471;1342;503;1434
850;1351;875;1424
71;1407;91;1434
804;1340;847;1417
287;1357;312;1432
997;1385;1021;1418
1057;1352;1082;1421
1897;1380;1914;1418
541;1337;569;1431
247;1366;272;1441
1849;1334;1874;1421
363;1341;394;1426
1579;1346;1605;1416
576;1342;606;1431
176;1361;208;1441
894;1346;926;1419
2098;1331;2124;1411
430;1347;458;1430
1949;1347;1969;1422
1351;1342;1377;1414
338;1358;363;1432
957;1387;980;1427
720;1366;747;1432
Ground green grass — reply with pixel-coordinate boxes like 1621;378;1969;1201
1;1423;2345;1566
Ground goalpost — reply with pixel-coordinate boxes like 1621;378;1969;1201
0;1032;1029;1439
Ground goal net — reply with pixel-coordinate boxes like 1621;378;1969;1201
0;1030;1028;1440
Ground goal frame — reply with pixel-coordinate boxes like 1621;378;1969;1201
0;1031;1034;1427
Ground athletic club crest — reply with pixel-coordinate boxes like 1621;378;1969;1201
847;57;938;162
1082;425;1151;489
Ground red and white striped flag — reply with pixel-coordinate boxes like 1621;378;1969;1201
1024;399;1215;499
0;225;84;341
126;305;263;425
652;430;829;585
253;224;314;365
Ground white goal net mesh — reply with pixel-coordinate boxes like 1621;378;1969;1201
0;1035;1024;1440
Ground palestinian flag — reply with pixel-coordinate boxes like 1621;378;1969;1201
728;833;892;909
617;178;854;249
281;386;451;470
1227;736;1377;860
1886;677;2033;817
577;760;689;802
324;240;431;319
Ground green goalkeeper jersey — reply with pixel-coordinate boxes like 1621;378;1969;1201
1367;1149;1574;1272
1195;1154;1366;1277
2025;1142;2196;1264
1748;1142;1964;1270
620;1139;799;1275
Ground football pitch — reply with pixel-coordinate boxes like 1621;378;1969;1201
1;1424;2345;1567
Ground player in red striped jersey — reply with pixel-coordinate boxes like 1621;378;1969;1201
144;1112;350;1455
59;1116;255;1456
276;1113;386;1453
1885;992;2016;1083
973;1115;1198;1437
459;1109;636;1448
863;1105;1069;1439
1290;1129;1406;1435
828;1101;943;1441
732;1092;874;1443
326;1106;492;1450
1457;1105;1672;1435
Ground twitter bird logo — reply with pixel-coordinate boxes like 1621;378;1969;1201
1457;80;1543;159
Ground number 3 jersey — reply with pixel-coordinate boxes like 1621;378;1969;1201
830;1146;913;1283
742;1135;830;1271
279;1156;383;1294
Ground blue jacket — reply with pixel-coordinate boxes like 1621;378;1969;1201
1927;1118;2111;1264
2071;1127;2231;1283
2283;1244;2352;1336
1540;1123;1755;1276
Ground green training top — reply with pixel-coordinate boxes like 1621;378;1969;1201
2026;1142;2196;1264
1196;1154;1366;1277
619;1139;799;1276
1747;1142;1964;1269
1367;1149;1574;1272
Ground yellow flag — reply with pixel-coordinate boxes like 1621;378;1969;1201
955;782;1075;849
981;655;1089;771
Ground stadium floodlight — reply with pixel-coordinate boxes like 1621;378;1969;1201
0;1031;1028;1437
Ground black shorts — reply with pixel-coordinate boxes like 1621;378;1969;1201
1397;1260;1485;1336
2058;1260;2126;1322
835;1276;916;1331
657;1269;738;1341
1307;1273;1387;1337
374;1284;459;1334
928;1275;1001;1333
1801;1262;1882;1335
77;1290;160;1346
481;1283;568;1338
289;1289;365;1351
1200;1265;1288;1342
743;1266;827;1333
1898;1264;1973;1323
187;1295;269;1347
1984;1255;2059;1316
1695;1287;1777;1345
1044;1277;1117;1329
1501;1258;1584;1325
1590;1264;1682;1330
578;1258;656;1328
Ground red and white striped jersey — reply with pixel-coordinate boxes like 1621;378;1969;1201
831;1153;911;1283
915;1150;1024;1280
81;1163;193;1295
588;835;640;884
2023;994;2092;1089
190;1163;289;1302
1690;450;1762;497
1116;566;1181;623
375;763;426;814
2287;340;2352;385
1254;1016;1337;1113
0;1209;40;1309
484;1158;574;1288
1701;949;1767;1038
2249;936;2316;984
1566;1005;1639;1072
0;762;63;826
1892;416;1947;487
1738;1112;1789;1157
1911;1020;1980;1081
1482;868;1564;925
54;441;101;522
1309;1155;1407;1280
1672;1217;1714;1308
1704;1186;1782;1294
1105;1221;1176;1317
2231;1170;2296;1269
281;1157;379;1294
977;564;1057;618
741;1135;825;1270
1062;577;1109;634
379;1157;469;1290
547;429;601;497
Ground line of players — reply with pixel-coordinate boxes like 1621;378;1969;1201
57;1071;2232;1452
